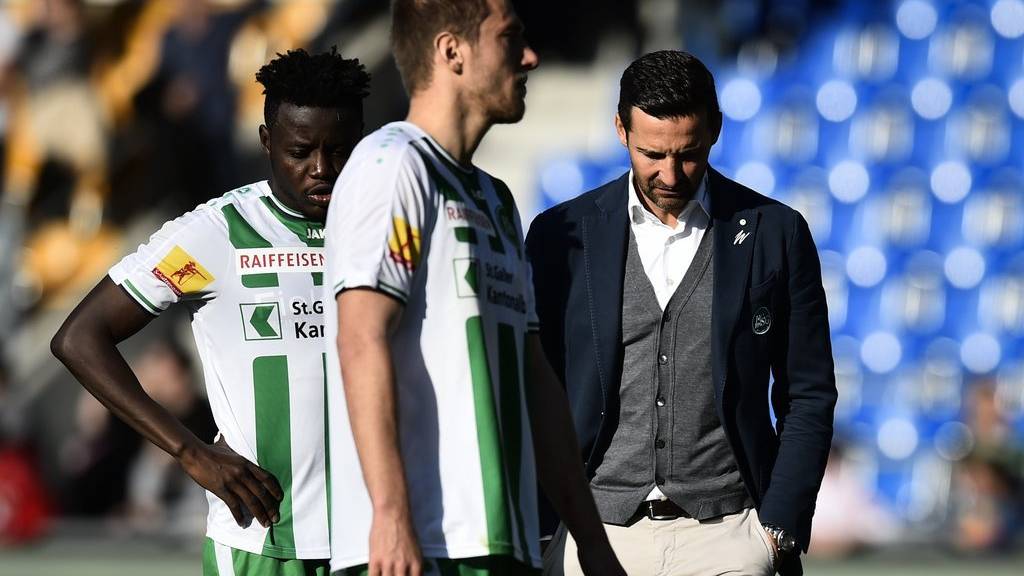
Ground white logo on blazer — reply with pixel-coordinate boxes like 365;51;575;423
753;306;772;335
733;230;751;245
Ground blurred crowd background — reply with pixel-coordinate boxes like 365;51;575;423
0;0;1021;572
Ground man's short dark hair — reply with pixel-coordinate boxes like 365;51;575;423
390;0;491;95
256;47;371;127
617;50;721;134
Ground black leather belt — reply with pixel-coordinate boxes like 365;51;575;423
638;499;689;521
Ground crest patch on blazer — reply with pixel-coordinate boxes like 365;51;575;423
752;306;772;335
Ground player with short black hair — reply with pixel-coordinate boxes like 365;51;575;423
257;47;371;126
52;48;370;576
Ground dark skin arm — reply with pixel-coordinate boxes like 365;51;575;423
51;276;283;528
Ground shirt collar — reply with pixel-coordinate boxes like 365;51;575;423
627;170;711;227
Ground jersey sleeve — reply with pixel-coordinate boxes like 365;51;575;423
108;209;224;315
326;146;434;304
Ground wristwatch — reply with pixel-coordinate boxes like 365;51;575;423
761;524;798;558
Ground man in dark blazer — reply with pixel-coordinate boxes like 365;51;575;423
527;50;836;576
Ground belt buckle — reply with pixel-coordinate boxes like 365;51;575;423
647;500;679;521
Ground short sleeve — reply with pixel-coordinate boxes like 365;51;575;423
325;146;433;304
108;210;223;315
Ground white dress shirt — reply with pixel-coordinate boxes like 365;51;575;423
626;170;712;502
627;170;712;310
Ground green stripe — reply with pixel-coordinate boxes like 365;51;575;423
222;204;279;288
455;227;478;244
258;196;324;287
202;538;220;576
122;279;160;315
435;555;539;575
258;196;324;247
488;177;522;258
322;353;332;540
465;317;513;551
498;323;528;558
411;140;506;255
410;142;466;203
253;355;296;557
420;136;475;178
342;557;536;576
230;545;328;575
263;192;306;220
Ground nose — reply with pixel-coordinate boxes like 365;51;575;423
521;45;539;71
658;159;683;188
310;150;328;179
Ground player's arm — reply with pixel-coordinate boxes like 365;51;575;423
51;276;283;528
336;287;421;576
526;334;626;576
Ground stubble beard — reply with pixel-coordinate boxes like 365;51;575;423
637;177;693;216
489;92;526;124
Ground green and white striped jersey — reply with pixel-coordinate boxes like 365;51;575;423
323;122;541;571
109;181;330;560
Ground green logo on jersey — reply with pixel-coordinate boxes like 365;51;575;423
454;258;479;298
240;302;283;341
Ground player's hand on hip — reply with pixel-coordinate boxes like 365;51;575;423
177;436;284;528
576;541;627;576
368;509;422;576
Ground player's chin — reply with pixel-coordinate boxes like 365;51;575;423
492;100;527;124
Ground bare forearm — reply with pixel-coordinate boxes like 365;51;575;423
526;336;607;547
51;280;201;458
338;322;411;516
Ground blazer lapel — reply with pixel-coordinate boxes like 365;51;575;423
710;168;759;401
583;173;630;401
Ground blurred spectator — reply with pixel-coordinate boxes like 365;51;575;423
810;443;901;558
143;0;261;212
3;0;119;314
122;338;214;534
951;382;1024;553
59;338;215;527
5;0;107;224
0;355;52;545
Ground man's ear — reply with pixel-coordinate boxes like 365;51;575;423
614;112;629;148
259;124;271;156
709;111;722;147
435;31;464;75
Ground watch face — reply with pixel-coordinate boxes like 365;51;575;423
780;533;797;553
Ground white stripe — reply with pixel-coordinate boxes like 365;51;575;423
214;540;235;576
288;353;331;556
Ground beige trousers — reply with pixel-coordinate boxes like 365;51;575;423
543;507;777;576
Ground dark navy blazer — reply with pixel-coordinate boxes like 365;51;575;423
526;169;837;574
